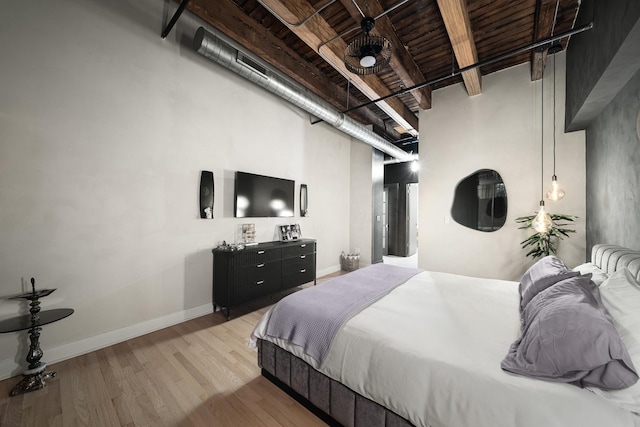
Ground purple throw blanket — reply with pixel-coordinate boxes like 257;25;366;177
264;263;423;366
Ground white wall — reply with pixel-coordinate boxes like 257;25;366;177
418;55;586;280
349;141;374;266
0;0;354;378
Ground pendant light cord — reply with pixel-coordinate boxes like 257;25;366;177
552;53;557;176
551;0;559;178
541;65;544;201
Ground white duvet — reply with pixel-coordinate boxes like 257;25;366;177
252;270;640;427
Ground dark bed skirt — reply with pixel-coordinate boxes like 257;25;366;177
257;338;415;427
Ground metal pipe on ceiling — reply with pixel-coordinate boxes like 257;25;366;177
343;22;594;114
193;27;416;162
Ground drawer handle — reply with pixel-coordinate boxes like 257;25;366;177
257;263;265;268
257;250;265;254
300;244;306;248
300;269;306;273
300;255;306;259
256;280;264;285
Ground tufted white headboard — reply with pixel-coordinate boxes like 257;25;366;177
592;244;640;281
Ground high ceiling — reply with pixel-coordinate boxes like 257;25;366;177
182;0;582;153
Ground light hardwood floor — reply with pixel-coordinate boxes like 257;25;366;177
0;272;344;426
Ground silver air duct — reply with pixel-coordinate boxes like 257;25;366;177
193;27;416;162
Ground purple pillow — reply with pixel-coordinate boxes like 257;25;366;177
502;274;638;390
519;255;579;311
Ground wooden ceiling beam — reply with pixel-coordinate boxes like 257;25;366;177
530;0;558;81
258;0;419;133
339;0;432;110
187;0;385;130
435;0;482;96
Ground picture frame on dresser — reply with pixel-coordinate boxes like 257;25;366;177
291;224;301;240
280;225;291;241
280;224;301;241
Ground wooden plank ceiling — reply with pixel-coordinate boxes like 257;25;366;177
185;0;581;154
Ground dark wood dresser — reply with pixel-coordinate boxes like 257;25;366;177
212;239;316;319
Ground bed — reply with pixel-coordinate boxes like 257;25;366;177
250;244;640;427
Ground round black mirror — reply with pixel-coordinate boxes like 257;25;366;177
451;169;507;232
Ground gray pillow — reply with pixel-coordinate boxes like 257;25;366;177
502;274;638;390
519;255;580;311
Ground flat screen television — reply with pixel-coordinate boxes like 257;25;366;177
234;171;295;218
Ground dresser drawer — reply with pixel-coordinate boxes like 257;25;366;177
282;256;314;275
282;266;315;288
237;247;282;267
282;241;315;259
237;261;281;300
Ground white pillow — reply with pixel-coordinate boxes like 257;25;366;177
587;268;640;412
572;262;609;286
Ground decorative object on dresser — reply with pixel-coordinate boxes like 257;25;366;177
280;224;301;241
0;278;74;396
199;170;214;219
241;223;256;245
212;239;316;320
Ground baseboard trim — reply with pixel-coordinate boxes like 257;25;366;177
0;303;212;381
1;266;344;382
316;264;341;278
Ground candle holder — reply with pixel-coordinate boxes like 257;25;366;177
0;278;73;396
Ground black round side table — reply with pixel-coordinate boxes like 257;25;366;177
0;278;74;396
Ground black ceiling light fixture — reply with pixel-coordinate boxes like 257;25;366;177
344;17;392;75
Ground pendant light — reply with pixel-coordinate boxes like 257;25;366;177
546;47;566;201
547;176;565;201
532;62;552;234
344;17;392;75
532;201;552;233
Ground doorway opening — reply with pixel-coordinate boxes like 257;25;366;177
379;161;419;267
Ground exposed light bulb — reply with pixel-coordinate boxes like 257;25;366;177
546;175;565;201
532;201;552;233
360;55;376;67
410;161;420;172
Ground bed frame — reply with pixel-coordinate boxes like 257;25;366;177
592;244;640;280
257;338;414;427
258;244;640;427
